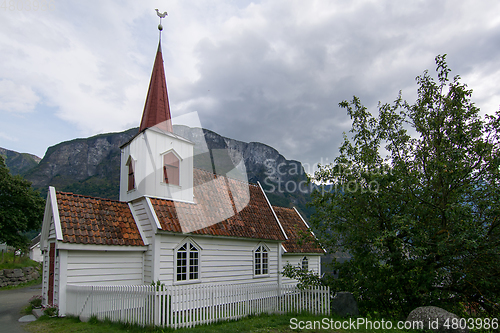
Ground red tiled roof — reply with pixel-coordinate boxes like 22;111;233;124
139;42;173;133
56;192;144;246
273;206;324;254
150;169;287;241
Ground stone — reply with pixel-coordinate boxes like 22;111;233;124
18;315;37;323
33;309;44;319
22;266;34;275
330;292;359;317
3;269;13;278
406;306;468;333
4;269;23;278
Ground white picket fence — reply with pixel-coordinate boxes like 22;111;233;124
66;283;330;328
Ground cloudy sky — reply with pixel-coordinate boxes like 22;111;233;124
1;0;499;172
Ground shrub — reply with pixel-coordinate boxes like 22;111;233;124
29;295;42;308
43;304;58;317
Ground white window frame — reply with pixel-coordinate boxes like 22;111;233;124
253;243;270;278
301;256;309;271
160;149;182;187
174;238;201;284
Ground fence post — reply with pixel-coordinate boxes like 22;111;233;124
90;286;94;320
153;285;158;326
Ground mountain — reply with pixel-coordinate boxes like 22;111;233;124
24;128;138;200
20;126;313;216
0;147;41;176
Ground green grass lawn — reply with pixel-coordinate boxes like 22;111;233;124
0;252;40;270
25;313;422;333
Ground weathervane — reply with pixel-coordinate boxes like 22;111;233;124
155;8;168;32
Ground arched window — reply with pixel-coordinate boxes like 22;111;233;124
163;152;179;186
176;241;199;281
254;245;268;275
126;157;135;191
301;256;309;271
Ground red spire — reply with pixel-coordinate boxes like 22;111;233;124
139;42;173;133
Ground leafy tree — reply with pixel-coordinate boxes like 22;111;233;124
282;263;323;289
310;55;500;318
0;155;45;251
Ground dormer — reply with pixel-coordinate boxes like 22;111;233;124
119;41;194;203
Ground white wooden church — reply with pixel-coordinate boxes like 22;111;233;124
39;34;323;316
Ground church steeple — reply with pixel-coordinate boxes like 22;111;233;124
139;19;173;133
120;9;194;204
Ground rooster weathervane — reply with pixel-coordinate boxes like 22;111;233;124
155;8;168;31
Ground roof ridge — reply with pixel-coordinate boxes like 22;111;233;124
56;191;124;203
272;205;295;211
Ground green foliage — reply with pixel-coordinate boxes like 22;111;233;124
62;175;120;200
0;252;41;269
0;156;45;250
29;295;43;308
43;304;58;317
310;55;500;318
22;304;34;315
281;263;324;289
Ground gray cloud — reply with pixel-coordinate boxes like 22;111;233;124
1;0;499;168
167;0;500;169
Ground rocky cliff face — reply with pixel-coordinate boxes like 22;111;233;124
21;126;311;213
23;128;137;199
174;126;307;186
0;147;41;176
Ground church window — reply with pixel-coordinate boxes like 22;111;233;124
126;157;135;191
301;256;309;271
176;241;199;282
254;245;269;276
163;152;179;186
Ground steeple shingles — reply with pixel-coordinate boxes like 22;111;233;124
139;43;173;133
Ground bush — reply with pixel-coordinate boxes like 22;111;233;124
29;295;42;308
43;305;58;317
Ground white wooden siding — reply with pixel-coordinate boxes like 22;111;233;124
281;254;322;285
65;250;143;285
48;217;56;240
131;199;155;284
120;129;194;203
158;234;280;286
